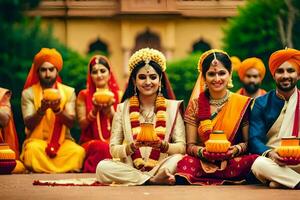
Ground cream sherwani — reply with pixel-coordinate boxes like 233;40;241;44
96;99;186;185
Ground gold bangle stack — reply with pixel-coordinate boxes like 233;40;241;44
160;141;169;153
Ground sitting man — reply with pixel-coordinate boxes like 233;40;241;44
21;48;85;173
0;88;25;173
249;48;300;189
236;57;266;98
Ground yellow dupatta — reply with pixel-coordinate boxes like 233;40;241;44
29;82;73;144
210;93;250;142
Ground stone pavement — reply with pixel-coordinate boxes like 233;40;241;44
0;173;298;200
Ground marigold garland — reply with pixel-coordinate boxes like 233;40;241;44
129;94;167;170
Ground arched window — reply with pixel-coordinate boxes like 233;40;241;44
88;38;109;55
192;39;211;53
132;28;162;53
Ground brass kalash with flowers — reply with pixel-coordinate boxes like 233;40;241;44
133;96;166;145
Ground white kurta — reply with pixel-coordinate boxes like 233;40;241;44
96;99;186;185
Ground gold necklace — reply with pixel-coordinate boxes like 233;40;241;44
140;106;155;122
209;90;230;107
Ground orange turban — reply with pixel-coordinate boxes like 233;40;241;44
33;48;63;72
230;56;241;72
269;48;300;76
238;57;266;80
24;48;63;89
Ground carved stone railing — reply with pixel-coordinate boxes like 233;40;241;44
27;0;245;17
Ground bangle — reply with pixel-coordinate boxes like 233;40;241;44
87;110;97;121
160;141;169;153
234;145;242;156
197;147;204;158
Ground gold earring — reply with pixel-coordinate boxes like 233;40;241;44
227;77;234;88
134;85;137;96
158;84;162;96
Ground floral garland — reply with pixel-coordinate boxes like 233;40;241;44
197;91;213;143
129;94;167;171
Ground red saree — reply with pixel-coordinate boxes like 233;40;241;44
79;55;121;173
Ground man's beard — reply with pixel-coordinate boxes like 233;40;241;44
40;77;56;88
276;78;297;92
243;82;260;94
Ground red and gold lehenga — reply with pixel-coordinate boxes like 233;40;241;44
77;55;122;173
176;91;258;185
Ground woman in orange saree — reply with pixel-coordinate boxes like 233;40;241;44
77;55;122;172
176;49;258;185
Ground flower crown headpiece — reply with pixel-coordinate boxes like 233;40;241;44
128;48;166;72
198;49;230;73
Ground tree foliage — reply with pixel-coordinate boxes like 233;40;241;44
0;0;89;143
223;0;300;91
167;53;200;106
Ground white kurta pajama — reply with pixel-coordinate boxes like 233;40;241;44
96;99;186;185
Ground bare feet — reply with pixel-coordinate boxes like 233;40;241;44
269;181;286;189
148;168;175;185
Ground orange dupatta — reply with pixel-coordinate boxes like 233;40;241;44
0;88;19;158
198;93;251;143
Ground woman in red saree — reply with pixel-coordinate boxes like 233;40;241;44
176;49;258;185
76;55;122;172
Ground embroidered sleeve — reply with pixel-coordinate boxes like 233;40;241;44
168;112;186;155
184;98;199;126
21;88;36;119
110;104;127;159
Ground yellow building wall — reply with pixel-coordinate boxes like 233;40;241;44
42;18;125;87
174;18;227;58
41;17;228;89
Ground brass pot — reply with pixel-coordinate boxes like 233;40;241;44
93;89;114;104
276;137;300;158
43;88;60;101
205;130;231;153
136;123;160;142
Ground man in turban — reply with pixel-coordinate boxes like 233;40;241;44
20;48;85;173
236;57;266;98
0;88;25;173
249;48;300;189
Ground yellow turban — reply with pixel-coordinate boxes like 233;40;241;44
24;48;63;89
33;48;63;72
269;48;300;76
238;57;266;80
